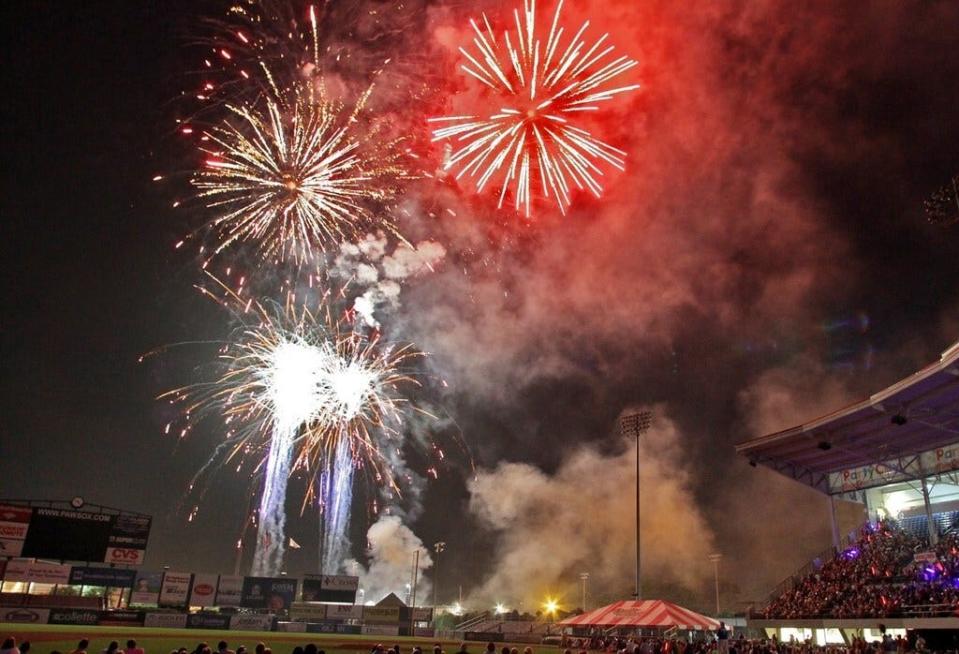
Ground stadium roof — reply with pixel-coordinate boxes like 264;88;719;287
736;341;959;495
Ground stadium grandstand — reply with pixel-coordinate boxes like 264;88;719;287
736;339;959;640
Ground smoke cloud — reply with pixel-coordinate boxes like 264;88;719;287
467;411;714;607
348;515;434;605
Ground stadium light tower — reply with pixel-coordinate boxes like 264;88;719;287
619;410;653;600
432;541;446;608
708;553;722;615
579;572;590;612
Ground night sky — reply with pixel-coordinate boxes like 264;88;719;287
2;0;958;612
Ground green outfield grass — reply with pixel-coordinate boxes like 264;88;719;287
0;624;558;654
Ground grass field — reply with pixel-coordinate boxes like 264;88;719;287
0;624;556;654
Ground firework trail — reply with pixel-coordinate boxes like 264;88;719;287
318;438;355;573
430;0;640;217
161;275;422;575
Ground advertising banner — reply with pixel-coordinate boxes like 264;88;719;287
305;623;338;634
326;604;363;620
189;573;220;607
336;625;362;635
229;614;275;631
410;607;434;622
48;609;100;626
159;571;193;607
0;607;50;624
215;575;244;607
4;560;72;584
21;508;115;562
363;607;401;624
69;566;137;588
97;610;145;627
0;505;33;523
241;577;296;610
109;514;152;549
0;539;24;557
0;521;29;541
0;504;31;560
187;613;231;630
131;571;164;605
103;547;145;566
828;441;959;493
362;624;400;636
289;602;328;621
301;575;358;603
144;613;189;628
277;621;308;632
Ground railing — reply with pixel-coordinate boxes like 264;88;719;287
765;544;838;603
455;610;491;631
901;603;957;618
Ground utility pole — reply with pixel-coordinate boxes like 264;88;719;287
708;553;722;615
619;410;653;600
410;550;420;636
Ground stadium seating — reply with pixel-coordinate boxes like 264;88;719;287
763;520;959;619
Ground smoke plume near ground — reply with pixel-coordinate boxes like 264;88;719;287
348;515;433;604
467;411;714;607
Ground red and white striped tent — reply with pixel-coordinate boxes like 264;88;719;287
560;600;720;630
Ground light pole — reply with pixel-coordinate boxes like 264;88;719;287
619;410;653;600
579;572;590;612
708;553;722;615
432;541;446;608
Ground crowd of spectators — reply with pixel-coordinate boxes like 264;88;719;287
560;633;943;654
764;522;959;619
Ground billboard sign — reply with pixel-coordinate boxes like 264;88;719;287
21;508;115;561
828;441;959;493
4;560;72;584
189;573;219;608
0;538;24;557
159;571;193;607
290;602;328;621
229;614;275;631
144;613;188;628
48;609;100;626
69;566;137;588
215;575;243;607
98;610;145;626
241;577;296;610
0;608;50;624
326;604;363;620
362;624;400;636
130;571;164;605
363;607;401;624
186;613;231;630
301;575;358;603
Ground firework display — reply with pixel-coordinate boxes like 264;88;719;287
431;0;640;217
162;276;420;575
196;89;404;263
162;0;637;576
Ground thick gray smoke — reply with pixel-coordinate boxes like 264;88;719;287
347;515;434;605
467;411;714;608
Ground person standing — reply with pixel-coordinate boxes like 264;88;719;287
716;623;729;654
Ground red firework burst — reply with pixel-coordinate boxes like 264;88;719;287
430;0;640;217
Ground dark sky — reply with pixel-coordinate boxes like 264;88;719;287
2;0;958;612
